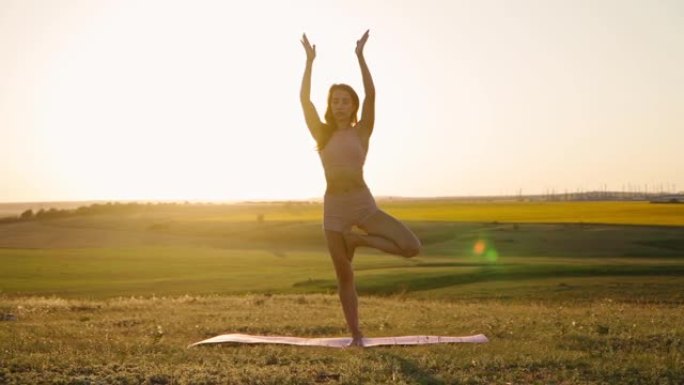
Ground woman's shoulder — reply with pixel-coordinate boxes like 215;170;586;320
354;121;372;140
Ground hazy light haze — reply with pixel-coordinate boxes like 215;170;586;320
1;0;682;203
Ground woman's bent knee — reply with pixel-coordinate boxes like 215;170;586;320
401;238;421;258
401;245;420;258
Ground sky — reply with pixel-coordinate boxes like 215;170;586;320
1;0;682;203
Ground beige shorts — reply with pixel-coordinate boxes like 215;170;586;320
323;188;379;233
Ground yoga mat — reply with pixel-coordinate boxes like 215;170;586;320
189;333;489;348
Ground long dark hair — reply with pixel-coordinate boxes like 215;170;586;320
317;84;360;151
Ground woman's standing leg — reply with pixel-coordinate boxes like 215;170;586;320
325;230;364;346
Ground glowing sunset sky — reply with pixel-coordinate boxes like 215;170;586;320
1;0;682;202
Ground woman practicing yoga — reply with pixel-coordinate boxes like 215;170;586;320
299;30;422;347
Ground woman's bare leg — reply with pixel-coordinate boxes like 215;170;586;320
325;230;364;346
345;210;421;259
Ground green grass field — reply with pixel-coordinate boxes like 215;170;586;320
1;200;683;384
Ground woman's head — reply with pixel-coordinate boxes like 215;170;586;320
325;84;359;129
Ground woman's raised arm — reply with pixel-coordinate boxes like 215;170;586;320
300;33;324;141
356;30;375;137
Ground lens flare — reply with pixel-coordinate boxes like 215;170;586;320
485;248;499;262
473;240;486;255
472;238;499;262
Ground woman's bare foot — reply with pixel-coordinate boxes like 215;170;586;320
342;232;359;262
347;333;365;347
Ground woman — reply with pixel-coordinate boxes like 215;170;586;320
300;30;422;347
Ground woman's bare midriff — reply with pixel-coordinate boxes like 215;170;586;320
324;167;368;194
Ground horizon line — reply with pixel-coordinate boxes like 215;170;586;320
2;190;683;206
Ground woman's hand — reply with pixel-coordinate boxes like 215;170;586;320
355;29;369;57
301;33;316;62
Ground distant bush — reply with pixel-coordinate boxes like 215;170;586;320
1;202;188;224
31;208;66;220
20;209;34;219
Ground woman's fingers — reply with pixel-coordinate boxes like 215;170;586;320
356;29;369;54
359;30;369;44
301;33;316;60
301;34;310;48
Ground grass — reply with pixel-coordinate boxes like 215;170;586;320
2;220;683;300
1;295;682;384
0;200;683;383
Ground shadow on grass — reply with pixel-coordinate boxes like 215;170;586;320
377;352;445;385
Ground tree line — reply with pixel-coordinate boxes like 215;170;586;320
0;202;190;224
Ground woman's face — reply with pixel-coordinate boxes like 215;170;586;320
330;89;355;123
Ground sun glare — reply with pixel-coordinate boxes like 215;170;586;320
23;1;333;202
2;0;683;202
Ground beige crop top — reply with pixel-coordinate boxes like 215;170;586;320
319;126;367;170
